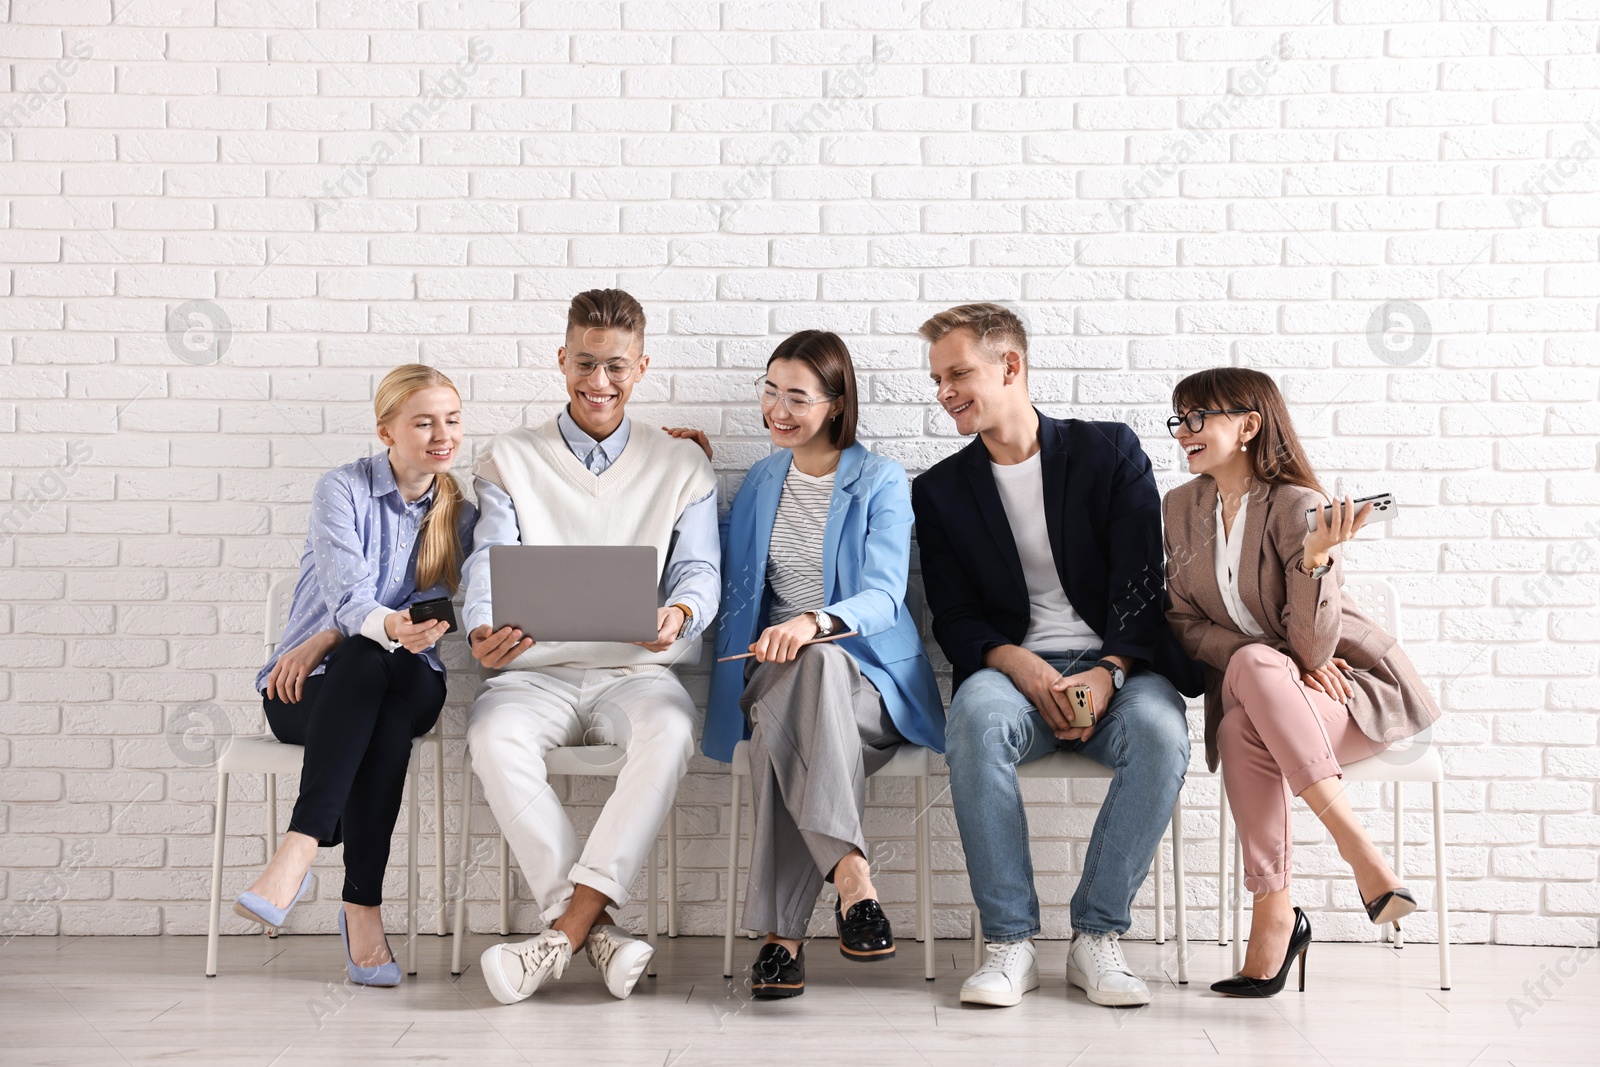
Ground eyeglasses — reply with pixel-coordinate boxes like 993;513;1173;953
566;356;640;383
756;376;833;417
1167;408;1255;436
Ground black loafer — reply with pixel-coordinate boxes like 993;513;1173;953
836;898;895;962
750;943;804;998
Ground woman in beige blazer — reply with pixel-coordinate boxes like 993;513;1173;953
1162;368;1440;998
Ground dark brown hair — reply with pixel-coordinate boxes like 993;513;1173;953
766;330;858;450
1171;368;1324;495
567;288;646;340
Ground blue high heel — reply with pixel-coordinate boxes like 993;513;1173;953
233;870;313;930
338;906;402;987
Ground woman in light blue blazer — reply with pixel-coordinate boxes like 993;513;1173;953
672;331;943;998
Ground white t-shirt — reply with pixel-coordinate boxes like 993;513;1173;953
990;451;1101;652
1214;492;1266;638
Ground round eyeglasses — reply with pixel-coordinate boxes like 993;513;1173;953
566;355;641;383
1166;408;1255;437
756;376;833;417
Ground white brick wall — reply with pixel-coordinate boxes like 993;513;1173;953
1;2;1596;948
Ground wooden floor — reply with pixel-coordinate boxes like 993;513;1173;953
0;933;1592;1066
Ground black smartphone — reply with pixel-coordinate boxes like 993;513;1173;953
407;596;458;634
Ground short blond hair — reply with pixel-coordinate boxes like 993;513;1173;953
918;302;1028;361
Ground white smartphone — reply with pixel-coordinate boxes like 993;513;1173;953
1305;492;1396;533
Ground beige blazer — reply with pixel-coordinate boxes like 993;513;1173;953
1162;476;1440;772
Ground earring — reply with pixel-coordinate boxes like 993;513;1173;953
1240;443;1248;452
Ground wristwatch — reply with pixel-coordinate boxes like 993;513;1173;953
808;610;835;638
1301;560;1332;579
1094;659;1126;691
670;602;694;623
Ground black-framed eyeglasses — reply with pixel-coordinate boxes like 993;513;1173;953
567;355;641;383
755;374;834;417
1167;408;1255;436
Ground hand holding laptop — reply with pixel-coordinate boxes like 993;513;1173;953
469;624;534;669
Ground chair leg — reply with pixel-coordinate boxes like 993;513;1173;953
451;753;473;976
499;833;510;937
971;908;982;972
205;771;229;977
646;840;659;978
406;747;420;976
1393;783;1406;949
722;772;743;979
434;733;447;937
264;773;278;939
1231;829;1244;975
1216;777;1228;946
916;773;933;981
1154;823;1166;945
667;806;679;938
1433;781;1451;990
1173;797;1188;985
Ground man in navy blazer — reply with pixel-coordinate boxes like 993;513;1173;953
910;303;1200;1010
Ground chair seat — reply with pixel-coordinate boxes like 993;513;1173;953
728;739;931;778
1016;750;1111;779
1342;745;1444;783
217;734;431;775
544;745;627;776
216;736;306;775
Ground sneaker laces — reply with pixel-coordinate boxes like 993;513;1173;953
980;940;1027;974
587;928;619;972
1083;932;1135;977
514;931;570;986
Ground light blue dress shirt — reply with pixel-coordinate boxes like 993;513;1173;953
256;454;478;693
461;410;719;640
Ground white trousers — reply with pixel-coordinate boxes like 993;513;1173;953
466;665;696;924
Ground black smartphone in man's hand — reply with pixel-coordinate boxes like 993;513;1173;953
407;596;458;634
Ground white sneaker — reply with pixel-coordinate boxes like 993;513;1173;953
1065;931;1150;1007
480;929;572;1005
959;939;1040;1007
585;924;654;1000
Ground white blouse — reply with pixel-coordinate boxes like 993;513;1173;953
1214;492;1266;638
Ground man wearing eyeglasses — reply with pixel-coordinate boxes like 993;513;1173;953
460;289;719;1004
909;303;1202;1010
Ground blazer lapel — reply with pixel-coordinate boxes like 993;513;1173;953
1189;478;1225;621
1037;412;1069;586
747;453;789;590
1237;479;1275;637
963;441;1028;597
821;444;866;601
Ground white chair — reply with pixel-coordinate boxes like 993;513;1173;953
448;746;679;977
205;577;446;977
723;741;936;980
965;751;1191;985
1216;578;1452;990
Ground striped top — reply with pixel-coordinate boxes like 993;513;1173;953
764;466;835;624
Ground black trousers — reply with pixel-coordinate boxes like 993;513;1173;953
262;635;444;906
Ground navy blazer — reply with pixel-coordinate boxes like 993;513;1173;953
910;410;1203;697
703;443;946;762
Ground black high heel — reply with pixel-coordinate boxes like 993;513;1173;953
1210;906;1312;998
1364;886;1417;931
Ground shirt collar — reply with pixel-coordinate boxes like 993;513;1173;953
371;453;436;509
558;408;631;466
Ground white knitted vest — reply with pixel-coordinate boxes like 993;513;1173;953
488;417;716;670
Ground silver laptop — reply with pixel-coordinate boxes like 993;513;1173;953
489;545;661;642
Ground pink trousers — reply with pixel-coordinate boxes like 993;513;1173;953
1218;644;1387;894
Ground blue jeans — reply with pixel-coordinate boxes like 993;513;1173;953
946;650;1190;941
